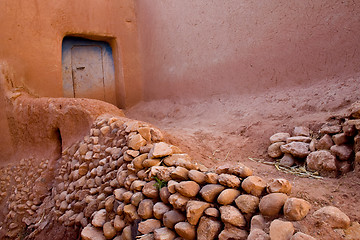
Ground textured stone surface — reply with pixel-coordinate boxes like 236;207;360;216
268;142;285;158
290;232;316;240
280;142;310;158
218;224;248;240
313;206;351;229
175;181;200;197
81;225;106;240
174;222;196;240
267;178;292;194
306;150;337;173
235;194;259;214
197;216;222;240
218;174;241;188
259;193;288;217
163;210;186;229
270;133;290;143
138;219;162;234
248;229;270;240
220;205;246;227
217;189;241;205
199;184;225;202
154;227;176;240
269;219;294;240
186;200;210;225
241;176;266;197
284;197;311;221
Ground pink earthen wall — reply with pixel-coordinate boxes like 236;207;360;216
0;0;142;108
135;0;360;100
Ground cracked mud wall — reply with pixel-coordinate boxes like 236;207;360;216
135;0;360;101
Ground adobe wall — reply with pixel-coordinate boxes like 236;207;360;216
0;0;142;108
135;0;360;100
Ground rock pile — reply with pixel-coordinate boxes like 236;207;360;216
268;102;360;177
45;116;317;240
0;114;354;239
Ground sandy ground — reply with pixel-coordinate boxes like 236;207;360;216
126;74;360;239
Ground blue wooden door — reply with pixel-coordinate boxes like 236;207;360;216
62;37;116;105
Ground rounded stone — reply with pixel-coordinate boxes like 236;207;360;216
284;198;311;221
235;194;259;214
175;181;200;197
103;222;116;239
241;176;267;197
218;174;241;188
174;222;196;240
259;193;288;217
268;142;286;158
269;219;294;240
266;178;292;195
217;189;241;205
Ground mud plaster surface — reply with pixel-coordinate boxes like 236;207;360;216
126;74;360;239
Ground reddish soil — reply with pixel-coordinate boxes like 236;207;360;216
126;75;360;239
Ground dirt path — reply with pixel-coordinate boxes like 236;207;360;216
126;74;360;239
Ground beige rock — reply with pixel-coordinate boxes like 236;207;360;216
320;124;342;134
131;192;145;206
293;126;310;137
344;222;360;240
204;207;220;218
171;166;189;180
188;170;206;184
248;229;270;240
100;126;110;135
280;142;310;158
153;202;171;220
167;180;178;194
268;142;285;158
267;178;292;194
139;127;152;141
128;134;147;151
138;219;162;234
124;204;140;221
142;181;159;199
330;145;353;161
163;210;186;229
168;192;190;210
269;219;294;240
270;133;290;143
284;198;311;221
235;194;259;214
259;193;288;217
130;180;147;191
149;142;173;158
290;232;316;240
114;215;125;231
151;166;174;182
199;184;225;202
154;227;176;240
175;222;196;240
218;174;241;188
133;153;148;169
241;176;267;197
92;209;107;227
103;222;116;239
81;224;106;240
79;143;88;155
121;226;132;240
220;205;246;227
316;134;334;150
163;154;191;167
217;189;241;205
143;158;161;168
105;196;115;212
138;199;154;219
313;206;351;229
197;216;222;240
280;153;296;167
186;200;210;225
205;172;219;184
175;181;200;197
219;224;248;240
250;215;266;231
332;133;348;146
306;150;337;174
286;136;312;143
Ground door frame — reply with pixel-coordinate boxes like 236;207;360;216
62;36;118;106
